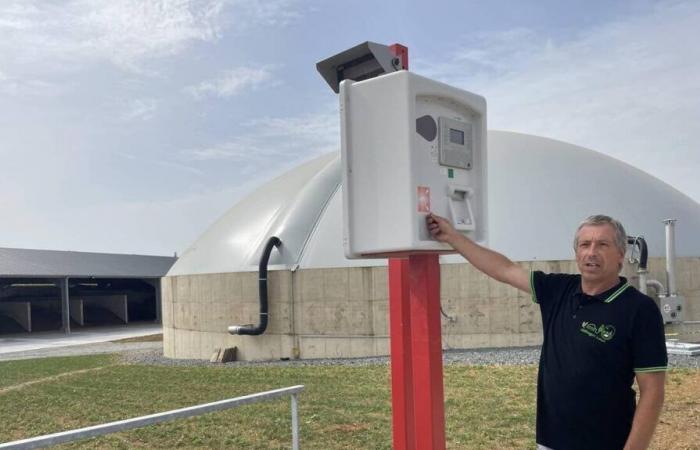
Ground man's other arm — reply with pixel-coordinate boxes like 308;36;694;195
426;213;530;294
623;372;665;450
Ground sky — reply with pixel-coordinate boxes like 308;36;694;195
0;0;698;256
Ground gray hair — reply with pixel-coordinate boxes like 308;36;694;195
574;215;627;255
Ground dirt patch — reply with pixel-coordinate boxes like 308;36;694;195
0;365;115;395
652;370;700;450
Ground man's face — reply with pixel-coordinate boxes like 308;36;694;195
575;224;625;284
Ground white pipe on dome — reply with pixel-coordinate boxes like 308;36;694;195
664;219;678;296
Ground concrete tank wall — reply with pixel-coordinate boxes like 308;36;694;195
162;257;700;361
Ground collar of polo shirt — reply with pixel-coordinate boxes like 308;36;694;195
574;276;631;304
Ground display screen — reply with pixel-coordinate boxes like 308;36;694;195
449;128;464;145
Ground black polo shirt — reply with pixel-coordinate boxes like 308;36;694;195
530;271;667;450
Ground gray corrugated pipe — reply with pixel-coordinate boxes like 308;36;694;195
627;236;648;271
627;235;668;296
228;236;281;336
628;235;652;296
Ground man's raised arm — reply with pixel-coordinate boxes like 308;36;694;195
427;213;530;293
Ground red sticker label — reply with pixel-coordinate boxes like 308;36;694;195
417;186;431;213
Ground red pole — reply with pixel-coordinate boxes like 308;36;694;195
408;254;445;449
388;255;445;450
388;258;415;450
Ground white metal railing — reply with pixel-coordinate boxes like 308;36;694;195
0;385;304;450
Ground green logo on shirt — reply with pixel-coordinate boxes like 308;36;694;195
580;321;616;343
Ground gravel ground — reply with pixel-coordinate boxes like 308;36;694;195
2;341;698;369
118;345;700;369
117;346;545;368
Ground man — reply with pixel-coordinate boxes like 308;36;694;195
427;213;667;450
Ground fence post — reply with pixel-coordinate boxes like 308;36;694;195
291;393;300;450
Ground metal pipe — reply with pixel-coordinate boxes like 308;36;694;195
638;270;648;296
228;236;281;336
646;279;666;296
60;277;70;334
0;385;304;450
291;393;300;450
664;219;678;296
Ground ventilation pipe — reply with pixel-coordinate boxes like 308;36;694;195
627;236;651;295
627;235;670;297
645;279;665;296
659;219;685;324
664;219;678;296
228;236;281;336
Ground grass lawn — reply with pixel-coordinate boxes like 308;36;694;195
0;355;697;449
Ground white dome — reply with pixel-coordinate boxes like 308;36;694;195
168;131;700;275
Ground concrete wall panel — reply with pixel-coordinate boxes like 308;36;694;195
162;325;175;356
161;278;173;327
163;257;700;361
518;294;541;334
294;270;323;302
325;337;351;358
299;336;326;359
371;300;388;336
348;267;372;301
323;269;349;301
0;302;31;332
373;337;390;355
370;267;388;301
346;337;375;357
456;296;490;334
70;299;84;326
489;296;519;334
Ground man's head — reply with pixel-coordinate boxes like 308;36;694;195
573;215;627;285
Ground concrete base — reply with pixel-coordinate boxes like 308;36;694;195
0;302;32;332
162;257;700;361
0;323;162;357
79;295;129;324
70;299;85;326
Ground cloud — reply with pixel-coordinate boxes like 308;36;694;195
0;1;225;73
180;109;339;172
0;75;64;97
186;65;278;99
436;28;547;77
415;0;700;202
227;0;303;27
78;0;226;71
0;0;303;75
243;112;340;150
120;98;158;121
0;181;254;255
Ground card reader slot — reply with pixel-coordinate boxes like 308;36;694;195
447;184;475;231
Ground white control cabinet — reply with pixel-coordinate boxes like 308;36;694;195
340;70;487;258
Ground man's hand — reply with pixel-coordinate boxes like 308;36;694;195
427;213;460;245
425;212;530;293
